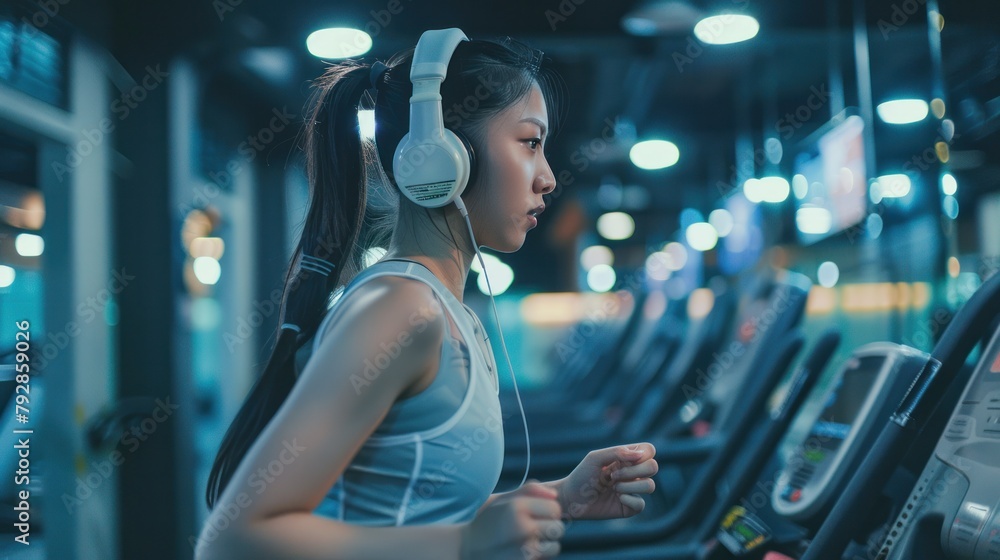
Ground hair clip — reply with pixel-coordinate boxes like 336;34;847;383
300;254;336;276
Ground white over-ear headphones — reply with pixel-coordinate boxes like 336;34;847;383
392;28;477;211
390;28;532;490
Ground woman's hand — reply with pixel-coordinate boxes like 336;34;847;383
459;481;565;560
555;442;658;521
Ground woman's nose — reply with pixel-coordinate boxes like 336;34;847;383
535;170;556;194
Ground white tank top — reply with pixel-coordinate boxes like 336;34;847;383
311;258;504;526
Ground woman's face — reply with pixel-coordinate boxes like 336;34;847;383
464;82;556;253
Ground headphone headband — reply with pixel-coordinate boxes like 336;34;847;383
392;28;474;209
406;28;468;142
410;28;468;82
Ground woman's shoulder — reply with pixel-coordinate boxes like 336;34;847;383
306;274;447;399
315;274;446;361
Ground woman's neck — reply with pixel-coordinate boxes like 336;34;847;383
379;250;472;305
383;206;476;304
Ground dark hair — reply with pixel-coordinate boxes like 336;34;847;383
205;35;565;509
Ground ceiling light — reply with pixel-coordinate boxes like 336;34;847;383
876;99;928;124
873;174;911;199
306;28;372;59
193;256;222;285
629;140;680;170
796;206;832;235
941;173;957;195
15;233;44;257
0;265;14;288
694;14;759;45
597;212;635;240
587;264;617;292
818;261;839;288
685;222;718;251
471;252;503;274
477;262;514;295
744;176;789;203
792;174;808;199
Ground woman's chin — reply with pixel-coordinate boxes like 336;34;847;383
511;232;530;251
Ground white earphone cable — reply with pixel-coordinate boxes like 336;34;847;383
453;197;531;490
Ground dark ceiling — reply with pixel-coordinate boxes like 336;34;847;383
87;0;1000;285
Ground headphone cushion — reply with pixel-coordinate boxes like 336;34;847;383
451;128;478;192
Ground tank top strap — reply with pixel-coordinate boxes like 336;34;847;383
377;259;500;395
374;259;479;350
313;259;479;357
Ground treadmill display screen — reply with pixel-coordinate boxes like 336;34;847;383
778;356;883;505
717;505;772;553
810;356;881;446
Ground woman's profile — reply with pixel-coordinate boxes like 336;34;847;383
194;29;658;560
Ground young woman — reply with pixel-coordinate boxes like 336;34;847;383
195;34;658;560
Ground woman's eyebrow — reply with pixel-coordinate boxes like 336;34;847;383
518;117;548;137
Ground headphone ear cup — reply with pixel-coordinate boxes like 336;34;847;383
451;128;478;193
393;130;470;208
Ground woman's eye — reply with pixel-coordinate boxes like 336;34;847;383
525;138;541;150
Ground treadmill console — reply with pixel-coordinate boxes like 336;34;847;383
772;343;931;522
877;325;1000;559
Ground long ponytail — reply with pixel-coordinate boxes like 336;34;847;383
205;62;373;509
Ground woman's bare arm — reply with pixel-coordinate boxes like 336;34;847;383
195;277;460;560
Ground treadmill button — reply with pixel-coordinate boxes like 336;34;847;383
986;391;1000;410
949;502;989;556
946;415;974;440
982;414;1000;438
